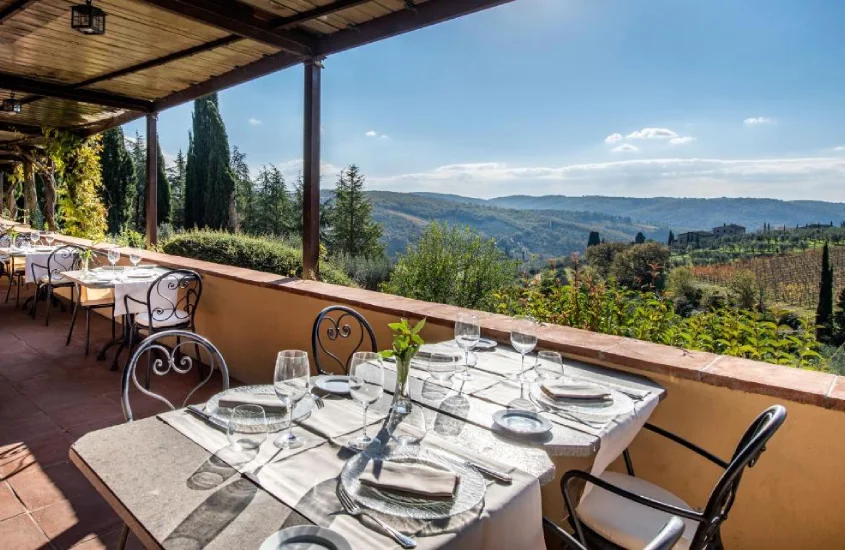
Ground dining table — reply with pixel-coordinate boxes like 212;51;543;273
70;339;665;550
60;265;170;369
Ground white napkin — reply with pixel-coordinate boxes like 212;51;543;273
541;382;611;400
359;460;459;498
217;393;287;413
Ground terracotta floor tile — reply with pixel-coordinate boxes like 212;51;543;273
0;514;50;550
0;481;25;521
0;412;64;446
9;461;98;512
31;496;121;550
0;432;75;481
48;396;125;432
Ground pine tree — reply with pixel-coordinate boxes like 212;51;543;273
327;165;383;258
166;149;187;229
99;127;136;234
634;231;646;244
231;146;253;232
587;231;600;248
156;138;171;226
128;130;146;231
816;241;835;341
667;230;675;246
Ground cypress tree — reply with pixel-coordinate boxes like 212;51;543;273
587;231;601;248
128;131;146;231
634;231;646;244
166;149;187;229
816;241;835;341
155;138;171;226
667;230;675;246
99;128;136;234
327;165;383;258
231;146;252;232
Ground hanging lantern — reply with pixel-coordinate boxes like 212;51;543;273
1;93;21;114
71;0;106;35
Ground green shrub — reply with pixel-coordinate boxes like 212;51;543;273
160;230;353;286
331;252;392;291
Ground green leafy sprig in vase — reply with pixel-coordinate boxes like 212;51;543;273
79;248;94;277
380;318;427;443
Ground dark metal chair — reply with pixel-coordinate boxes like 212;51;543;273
561;405;787;550
30;245;79;325
311;305;377;375
2;233;27;307
124;268;203;349
543;516;685;550
66;250;116;355
118;329;228;550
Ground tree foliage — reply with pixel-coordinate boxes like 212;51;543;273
326;165;383;258
587;231;601;248
99;127;136;234
166;149;187;228
156;138;171;226
817;242;835;340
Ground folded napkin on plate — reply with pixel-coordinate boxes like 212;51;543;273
359;461;459;498
541;382;611;401
217;393;287;413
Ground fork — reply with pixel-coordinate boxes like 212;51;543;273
531;397;605;430
336;484;417;548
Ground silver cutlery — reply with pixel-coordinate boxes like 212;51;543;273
310;393;325;410
463;460;512;484
336;484;417;549
530;397;605;430
186;404;212;421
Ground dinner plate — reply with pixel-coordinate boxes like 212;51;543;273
493;409;552;436
259;526;351;550
126;271;154;279
34;246;54;252
530;379;634;419
206;385;314;432
340;445;485;520
313;374;351;395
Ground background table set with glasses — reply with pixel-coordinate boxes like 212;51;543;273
69;312;665;550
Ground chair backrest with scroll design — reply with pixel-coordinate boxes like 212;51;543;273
121;330;229;421
311;305;378;375
142;269;202;328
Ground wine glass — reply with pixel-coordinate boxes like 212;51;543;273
29;232;39;247
536;351;564;382
510;315;538;383
273;350;310;449
129;249;142;271
227;404;267;452
45;232;55;246
454;313;481;380
428;352;457;382
107;248;120;275
348;352;384;451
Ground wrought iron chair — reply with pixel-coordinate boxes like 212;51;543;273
2;233;27;307
29;244;79;325
66;250;117;355
561;405;786;550
124;269;203;347
118;329;229;550
311;305;378;375
543;516;685;550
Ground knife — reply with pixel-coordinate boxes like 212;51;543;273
186;404;212;421
463;460;513;484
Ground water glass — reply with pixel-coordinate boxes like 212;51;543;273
273;350;310;449
428;352;457;382
348;352;384;451
510;315;538;383
454;313;481;380
536;351;564;381
227;404;267;452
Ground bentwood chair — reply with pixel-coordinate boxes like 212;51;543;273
118;329;229;550
29;245;79;325
561;405;787;550
2;233;27;307
311;305;377;375
544;516;685;550
66;250;117;356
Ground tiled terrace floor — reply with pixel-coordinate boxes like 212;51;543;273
0;279;229;549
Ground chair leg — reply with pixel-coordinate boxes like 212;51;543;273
4;274;11;304
15;276;21;308
85;308;91;356
117;523;130;550
67;289;80;347
30;284;40;319
44;286;53;326
111;314;116;339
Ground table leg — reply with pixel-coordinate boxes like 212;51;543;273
97;314;126;370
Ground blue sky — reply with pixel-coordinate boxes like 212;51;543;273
124;0;845;201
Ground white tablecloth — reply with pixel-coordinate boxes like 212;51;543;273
113;273;177;316
24;249;59;283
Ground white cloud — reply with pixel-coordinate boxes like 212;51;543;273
612;144;639;153
626;127;679;140
269;159;344;182
669;136;696;146
248;117;262;126
743;117;774;126
368;156;845;201
833;146;845;152
366;129;391;140
365;130;378;137
379;134;391;140
604;133;623;144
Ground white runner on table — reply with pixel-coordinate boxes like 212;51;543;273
113;273;177;316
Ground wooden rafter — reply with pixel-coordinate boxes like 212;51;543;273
270;0;371;28
1;73;153;112
0;122;43;136
0;0;37;24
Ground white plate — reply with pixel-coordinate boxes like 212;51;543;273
126;271;153;279
474;338;498;350
493;409;552;436
259;526;351;550
206;385;314;432
313;374;352;395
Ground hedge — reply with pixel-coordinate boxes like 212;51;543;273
159;230;353;286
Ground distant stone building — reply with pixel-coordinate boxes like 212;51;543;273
712;223;746;237
676;231;715;247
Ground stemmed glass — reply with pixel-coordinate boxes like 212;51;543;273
273;350;310;449
29;232;40;247
348;352;384;451
107;248;120;278
536;351;564;381
227;404;267;451
129;249;142;271
454;313;481;380
510;315;538;383
45;232;55;247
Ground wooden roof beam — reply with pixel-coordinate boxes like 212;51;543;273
0;0;37;24
318;0;516;55
0;122;43;136
0;73;153;112
270;0;371;28
136;0;315;57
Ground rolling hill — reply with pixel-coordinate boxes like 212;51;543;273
366;191;667;257
415;194;845;233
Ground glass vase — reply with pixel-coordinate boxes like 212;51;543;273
385;354;426;445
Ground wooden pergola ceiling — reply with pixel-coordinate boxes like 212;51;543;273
0;0;515;145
